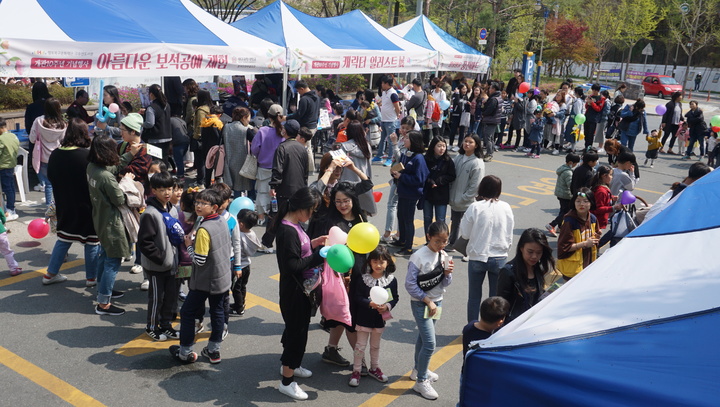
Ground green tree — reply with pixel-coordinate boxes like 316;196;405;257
582;0;622;74
616;0;664;80
192;0;258;22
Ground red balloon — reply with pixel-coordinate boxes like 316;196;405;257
373;191;383;203
28;218;50;239
712;126;720;133
518;82;531;94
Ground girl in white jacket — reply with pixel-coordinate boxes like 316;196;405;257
29;98;66;207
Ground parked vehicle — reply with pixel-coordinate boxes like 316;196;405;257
642;75;682;99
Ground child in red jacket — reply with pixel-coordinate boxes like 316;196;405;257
590;165;621;230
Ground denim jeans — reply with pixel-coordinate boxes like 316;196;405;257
620;131;638;151
172;142;189;177
397;197;418;251
376;122;396;158
384;182;398;233
37;162;53;206
470;119;480;136
686;132;706;157
423;201;447;234
467;257;506;322
47;239;99;280
96;246;122;304
180;290;225;355
411;299;441;382
0;168;15;211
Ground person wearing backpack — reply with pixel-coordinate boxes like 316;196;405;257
405;79;427;145
138;171;183;341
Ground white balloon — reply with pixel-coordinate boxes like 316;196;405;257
327;226;348;246
369;286;389;304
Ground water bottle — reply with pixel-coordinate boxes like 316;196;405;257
271;197;278;213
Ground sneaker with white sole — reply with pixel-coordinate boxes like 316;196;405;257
551;149;560;156
368;367;388;383
222;323;229;340
169;345;197;363
145;328;168;341
111;290;124;299
201;347;221;364
130;265;143;274
162;327;180;340
413;379;439;400
322;345;350;366
140;279;149;291
410;368;439;382
42;273;67;285
6;210;18;221
280;365;313;378
85;279;97;287
95;304;125;316
349;371;361;387
195;320;205;334
278;381;308;401
545;224;558;237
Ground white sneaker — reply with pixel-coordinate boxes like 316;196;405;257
597;148;605;154
130;265;142;274
42;273;68;285
280;365;313;378
413;379;439;400
380;234;397;244
195;320;205;334
33;184;45;192
222;323;229;340
85;279;97;287
278;381;308;401
140;279;149;291
551;149;560;156
6;210;18;221
461;256;469;262
410;368;439;382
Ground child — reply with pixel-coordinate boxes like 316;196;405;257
170;189;231;364
527;107;544;158
231;208;261;315
0;117;20;220
557;188;600;280
199;105;225;187
706;130;718;168
461;296;509;359
610;151;637;196
546;152;580;237
0;204;21;276
571;149;599;196
591;165;622;230
177;186;201;304
137;171;183;341
348;246;399;387
405;221;454;401
645;129;661;168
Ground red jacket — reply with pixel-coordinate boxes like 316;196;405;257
591;185;613;229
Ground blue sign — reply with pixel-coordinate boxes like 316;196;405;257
522;53;535;86
479;28;488;40
64;77;90;87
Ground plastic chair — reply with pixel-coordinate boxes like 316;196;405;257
14;147;29;202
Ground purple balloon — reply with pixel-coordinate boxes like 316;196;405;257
533;88;541;95
655;104;667;115
620;190;636;205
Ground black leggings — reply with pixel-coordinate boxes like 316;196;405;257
662;124;679;150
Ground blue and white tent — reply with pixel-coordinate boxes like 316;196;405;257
0;0;285;77
231;0;437;74
390;16;490;74
461;168;720;406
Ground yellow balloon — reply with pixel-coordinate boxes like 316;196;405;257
346;222;380;254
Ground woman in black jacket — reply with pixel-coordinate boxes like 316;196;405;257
497;228;555;323
422;137;456;234
660;91;683;154
448;84;470;150
683;101;707;159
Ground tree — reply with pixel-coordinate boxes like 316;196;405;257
616;0;664;80
667;0;720;92
582;0;622;74
543;17;596;77
192;0;258;23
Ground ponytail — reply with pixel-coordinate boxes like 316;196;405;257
269;187;321;234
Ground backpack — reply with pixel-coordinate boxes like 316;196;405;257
426;99;441;122
161;212;185;247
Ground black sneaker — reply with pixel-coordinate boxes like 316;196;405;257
111;290;124;299
169;345;197;363
161;327;180;340
389;240;405;247
145;328;168;341
95;304;125;316
202;347;221;364
395;249;413;257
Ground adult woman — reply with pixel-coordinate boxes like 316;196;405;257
422;137;456;233
448;84;470;151
141;84;172;164
509;93;527;149
222;106;254;197
447;134;484;251
29;98;66;206
497;228;555;323
459;175;514;322
468;85;483;136
94;85;128;140
544;91;567;153
614;83;627;99
340;121;376;215
604;138;641;180
618;99;649;151
391;131;429;256
42;119;99;286
274;187;327;401
660;91;683;154
192;90;213;185
430;79;447;137
308;154;372;238
182;78;199;129
25;82;52;137
563;87;585;149
683;100;707;159
87;135;138;316
250;104;285;226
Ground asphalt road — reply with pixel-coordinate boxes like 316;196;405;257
0;113;695;406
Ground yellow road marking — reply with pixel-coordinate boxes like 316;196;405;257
115;326;212;357
269;273;280;281
375;182;390;189
0;259;84;288
502;192;538;206
246;292;281;313
635;187;663;195
359;336;463;406
0;345;105;406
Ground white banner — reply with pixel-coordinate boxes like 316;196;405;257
287;48;438;74
438;53;491;74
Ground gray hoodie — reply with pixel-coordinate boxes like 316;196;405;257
449;154;484;211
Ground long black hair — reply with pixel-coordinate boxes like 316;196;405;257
406;131;425;154
196;89;213;108
31;82;52;102
511;228;555;291
345;121;371;159
327;182;365;224
459;133;483;158
425;136;450;163
149;84;168;108
104;85;128;115
270;187;321;234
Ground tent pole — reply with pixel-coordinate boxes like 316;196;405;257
282;48;289;111
369;73;374;91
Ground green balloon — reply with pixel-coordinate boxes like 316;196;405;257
326;244;355;273
711;115;720;127
574;113;586;125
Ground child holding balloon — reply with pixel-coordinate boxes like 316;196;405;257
348;246;398;387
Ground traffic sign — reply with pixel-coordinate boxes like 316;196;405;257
63;77;90;87
641;43;653;56
478;28;488;40
680;2;690;13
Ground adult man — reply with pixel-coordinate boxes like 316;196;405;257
694;73;702;91
506;69;523;96
373;75;401;166
481;82;503;162
66;90;93;124
584;84;606;150
286;80;319;172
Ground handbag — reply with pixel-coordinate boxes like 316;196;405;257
238;154;258;180
417;253;446;291
460;111;472;128
453;237;469;257
319;262;352;326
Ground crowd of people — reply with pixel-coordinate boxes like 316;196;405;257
0;71;716;403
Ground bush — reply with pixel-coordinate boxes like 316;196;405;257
299;74;368;94
0;83;78;111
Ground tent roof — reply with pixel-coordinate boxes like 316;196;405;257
391;16;491;73
0;0;284;76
